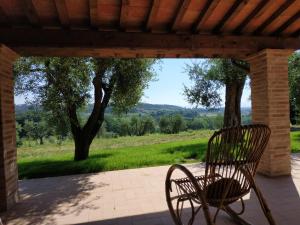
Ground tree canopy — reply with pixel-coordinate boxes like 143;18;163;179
184;59;249;127
288;52;300;124
14;57;157;160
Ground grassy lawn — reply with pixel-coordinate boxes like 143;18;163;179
291;130;300;153
18;130;300;179
18;130;212;179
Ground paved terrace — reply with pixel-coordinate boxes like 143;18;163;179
1;154;300;225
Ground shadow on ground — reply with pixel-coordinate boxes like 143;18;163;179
1;174;108;225
164;143;207;162
2;154;300;225
18;153;112;179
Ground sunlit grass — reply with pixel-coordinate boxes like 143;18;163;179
17;130;300;179
291;131;300;153
18;130;212;179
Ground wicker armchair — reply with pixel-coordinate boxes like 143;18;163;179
165;124;275;225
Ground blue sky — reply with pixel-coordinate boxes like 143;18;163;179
141;59;251;108
15;59;251;108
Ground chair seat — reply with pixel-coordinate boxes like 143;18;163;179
173;176;248;207
205;178;244;206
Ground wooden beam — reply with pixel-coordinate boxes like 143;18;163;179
212;0;246;34
145;0;160;31
54;0;70;28
89;0;99;28
272;11;300;36
193;0;221;33
120;0;129;30
22;0;40;27
0;5;10;26
253;0;295;35
171;0;192;32
233;0;270;35
0;28;299;58
292;28;300;37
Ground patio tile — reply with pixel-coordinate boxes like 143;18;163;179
1;153;300;225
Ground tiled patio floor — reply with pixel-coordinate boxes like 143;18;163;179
1;154;300;225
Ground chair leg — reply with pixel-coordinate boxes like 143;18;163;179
165;164;216;225
202;204;215;225
252;185;276;225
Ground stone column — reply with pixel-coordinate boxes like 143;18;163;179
248;49;293;177
0;44;19;211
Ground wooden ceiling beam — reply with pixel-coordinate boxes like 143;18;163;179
253;0;295;35
89;0;99;28
0;5;10;26
120;0;129;31
213;0;246;34
292;28;300;37
0;28;299;58
193;0;221;33
272;11;300;36
171;0;192;32
145;0;160;31
54;0;70;28
233;0;270;35
22;0;40;27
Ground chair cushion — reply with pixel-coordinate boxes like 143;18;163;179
206;178;242;201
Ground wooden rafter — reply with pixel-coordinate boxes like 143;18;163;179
89;0;99;28
0;28;299;58
0;5;10;25
193;0;221;33
54;0;70;28
272;11;300;36
233;0;270;34
120;0;129;30
253;0;295;35
145;0;160;31
22;0;40;27
171;0;192;32
292;28;300;37
213;0;246;34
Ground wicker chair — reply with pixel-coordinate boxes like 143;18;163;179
165;124;275;225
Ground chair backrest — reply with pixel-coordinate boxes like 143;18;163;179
204;124;271;191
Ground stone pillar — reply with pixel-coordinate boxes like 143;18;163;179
248;49;293;177
0;44;19;211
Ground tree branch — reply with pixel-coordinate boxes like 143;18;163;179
67;104;81;139
230;59;250;73
82;59;111;136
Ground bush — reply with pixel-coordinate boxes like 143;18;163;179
159;114;186;134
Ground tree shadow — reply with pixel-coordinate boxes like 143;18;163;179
18;153;113;179
76;170;300;225
1;173;110;225
2;156;300;225
163;143;207;162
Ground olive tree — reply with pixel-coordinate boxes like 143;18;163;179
14;57;157;160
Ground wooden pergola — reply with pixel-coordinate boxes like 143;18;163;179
0;0;299;211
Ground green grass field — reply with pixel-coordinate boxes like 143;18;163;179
291;130;300;153
18;130;300;179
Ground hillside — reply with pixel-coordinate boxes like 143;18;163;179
15;103;251;119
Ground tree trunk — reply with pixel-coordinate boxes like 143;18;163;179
73;116;105;161
74;135;92;161
68;59;114;161
223;79;245;128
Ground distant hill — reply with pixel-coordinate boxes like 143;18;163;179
15;103;251;119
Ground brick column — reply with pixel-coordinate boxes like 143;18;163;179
248;49;293;177
0;44;19;211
